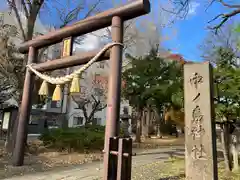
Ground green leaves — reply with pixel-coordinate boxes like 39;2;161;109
234;24;240;50
122;46;183;112
235;24;240;33
213;46;240;122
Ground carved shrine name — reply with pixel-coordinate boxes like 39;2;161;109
189;72;206;160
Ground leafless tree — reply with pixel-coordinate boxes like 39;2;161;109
162;0;240;32
0;0;103;105
200;20;240;65
71;74;108;124
0;25;24;103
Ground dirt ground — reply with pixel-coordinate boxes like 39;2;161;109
133;135;185;149
1;136;238;180
0;140;103;179
0;136;184;179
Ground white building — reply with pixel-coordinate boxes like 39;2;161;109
64;28;132;127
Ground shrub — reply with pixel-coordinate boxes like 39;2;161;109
160;121;177;135
39;125;105;152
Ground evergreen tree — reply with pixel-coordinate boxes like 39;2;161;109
122;45;183;141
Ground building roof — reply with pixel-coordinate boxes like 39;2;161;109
158;51;193;65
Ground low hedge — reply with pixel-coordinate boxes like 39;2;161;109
39;125;105;152
159;121;178;135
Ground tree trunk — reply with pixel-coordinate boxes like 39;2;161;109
135;109;142;143
81;105;90;125
231;135;239;171
221;123;232;171
141;107;150;138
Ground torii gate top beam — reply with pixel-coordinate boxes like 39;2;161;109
18;0;150;53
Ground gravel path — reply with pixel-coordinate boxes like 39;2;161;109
3;146;184;180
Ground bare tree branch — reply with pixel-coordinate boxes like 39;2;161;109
21;0;29;17
218;0;240;8
96;104;107;111
7;0;27;40
83;0;102;19
208;8;240;33
163;0;240;33
205;0;215;12
200;21;239;66
25;0;32;12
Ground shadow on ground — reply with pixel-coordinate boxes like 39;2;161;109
136;148;184;159
158;173;185;180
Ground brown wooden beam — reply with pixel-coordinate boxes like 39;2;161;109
33;49;110;72
12;47;38;166
18;0;150;53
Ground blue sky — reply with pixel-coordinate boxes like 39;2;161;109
160;1;239;62
1;0;239;62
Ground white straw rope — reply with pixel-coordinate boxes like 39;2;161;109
26;42;123;85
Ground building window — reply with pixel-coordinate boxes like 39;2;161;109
50;100;62;108
48;119;57;127
56;101;61;107
99;62;105;69
93;118;101;125
54;49;61;59
94;87;104;96
29;115;39;125
73;116;84;126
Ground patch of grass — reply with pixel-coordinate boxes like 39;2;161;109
87;156;240;180
159;158;240;180
218;162;240;180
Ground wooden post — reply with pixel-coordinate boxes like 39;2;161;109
117;139;133;180
184;62;218;180
12;47;38;166
103;16;123;180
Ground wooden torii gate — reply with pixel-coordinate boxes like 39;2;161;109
12;0;151;179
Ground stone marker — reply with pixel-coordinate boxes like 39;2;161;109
120;106;131;137
184;62;218;180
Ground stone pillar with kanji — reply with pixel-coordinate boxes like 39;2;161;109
184;62;218;180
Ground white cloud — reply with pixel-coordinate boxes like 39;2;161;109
74;27;110;52
78;33;101;51
188;2;200;15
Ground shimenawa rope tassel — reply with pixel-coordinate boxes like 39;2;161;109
26;42;123;101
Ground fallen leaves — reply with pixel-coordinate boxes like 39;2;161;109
0;142;103;179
